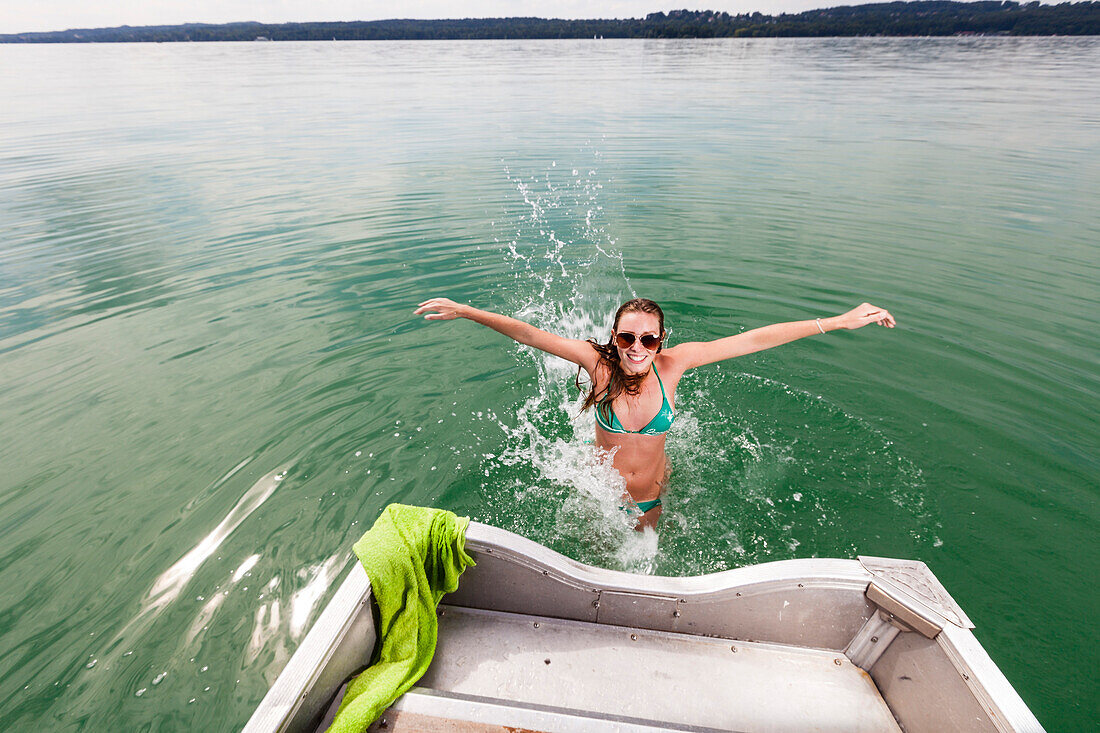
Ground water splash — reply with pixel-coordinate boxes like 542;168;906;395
463;156;935;575
471;157;661;572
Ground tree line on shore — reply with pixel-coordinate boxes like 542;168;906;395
2;2;1098;43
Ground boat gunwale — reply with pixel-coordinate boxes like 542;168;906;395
462;520;875;597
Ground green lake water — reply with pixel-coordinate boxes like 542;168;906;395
0;38;1096;730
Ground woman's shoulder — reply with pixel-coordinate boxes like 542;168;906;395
654;351;680;371
590;356;613;390
654;353;688;388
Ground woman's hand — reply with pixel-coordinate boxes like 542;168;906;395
833;303;896;330
414;297;467;321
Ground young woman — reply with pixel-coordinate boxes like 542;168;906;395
414;297;895;529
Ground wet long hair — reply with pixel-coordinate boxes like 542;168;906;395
576;298;665;419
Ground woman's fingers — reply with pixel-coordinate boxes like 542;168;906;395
414;298;448;315
414;297;459;320
854;303;896;329
872;310;895;328
845;303;896;329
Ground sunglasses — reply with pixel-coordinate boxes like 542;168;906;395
614;331;662;351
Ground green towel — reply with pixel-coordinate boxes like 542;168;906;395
326;504;475;733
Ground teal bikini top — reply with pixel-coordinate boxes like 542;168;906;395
595;365;675;436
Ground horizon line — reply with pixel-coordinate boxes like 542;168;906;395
3;2;1058;37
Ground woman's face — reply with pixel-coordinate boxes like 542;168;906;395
614;310;662;375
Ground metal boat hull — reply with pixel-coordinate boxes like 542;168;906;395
245;522;1043;732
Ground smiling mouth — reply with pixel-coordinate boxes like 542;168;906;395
625;353;647;364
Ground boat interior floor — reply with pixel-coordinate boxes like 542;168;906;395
336;604;904;733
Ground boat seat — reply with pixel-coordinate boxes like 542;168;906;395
363;605;902;733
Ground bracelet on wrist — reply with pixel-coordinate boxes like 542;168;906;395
815;318;826;335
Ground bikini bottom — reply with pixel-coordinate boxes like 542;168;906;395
621;497;662;514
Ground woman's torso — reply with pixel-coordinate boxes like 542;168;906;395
591;354;683;501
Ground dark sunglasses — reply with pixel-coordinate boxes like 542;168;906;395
614;331;662;351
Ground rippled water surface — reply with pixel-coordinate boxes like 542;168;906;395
0;38;1097;731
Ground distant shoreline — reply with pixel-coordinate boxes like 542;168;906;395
3;3;1099;43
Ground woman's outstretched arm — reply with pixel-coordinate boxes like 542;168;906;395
414;297;600;373
666;302;896;371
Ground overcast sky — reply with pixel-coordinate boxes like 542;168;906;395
2;1;888;34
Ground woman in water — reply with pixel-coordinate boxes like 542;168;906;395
414;297;895;529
